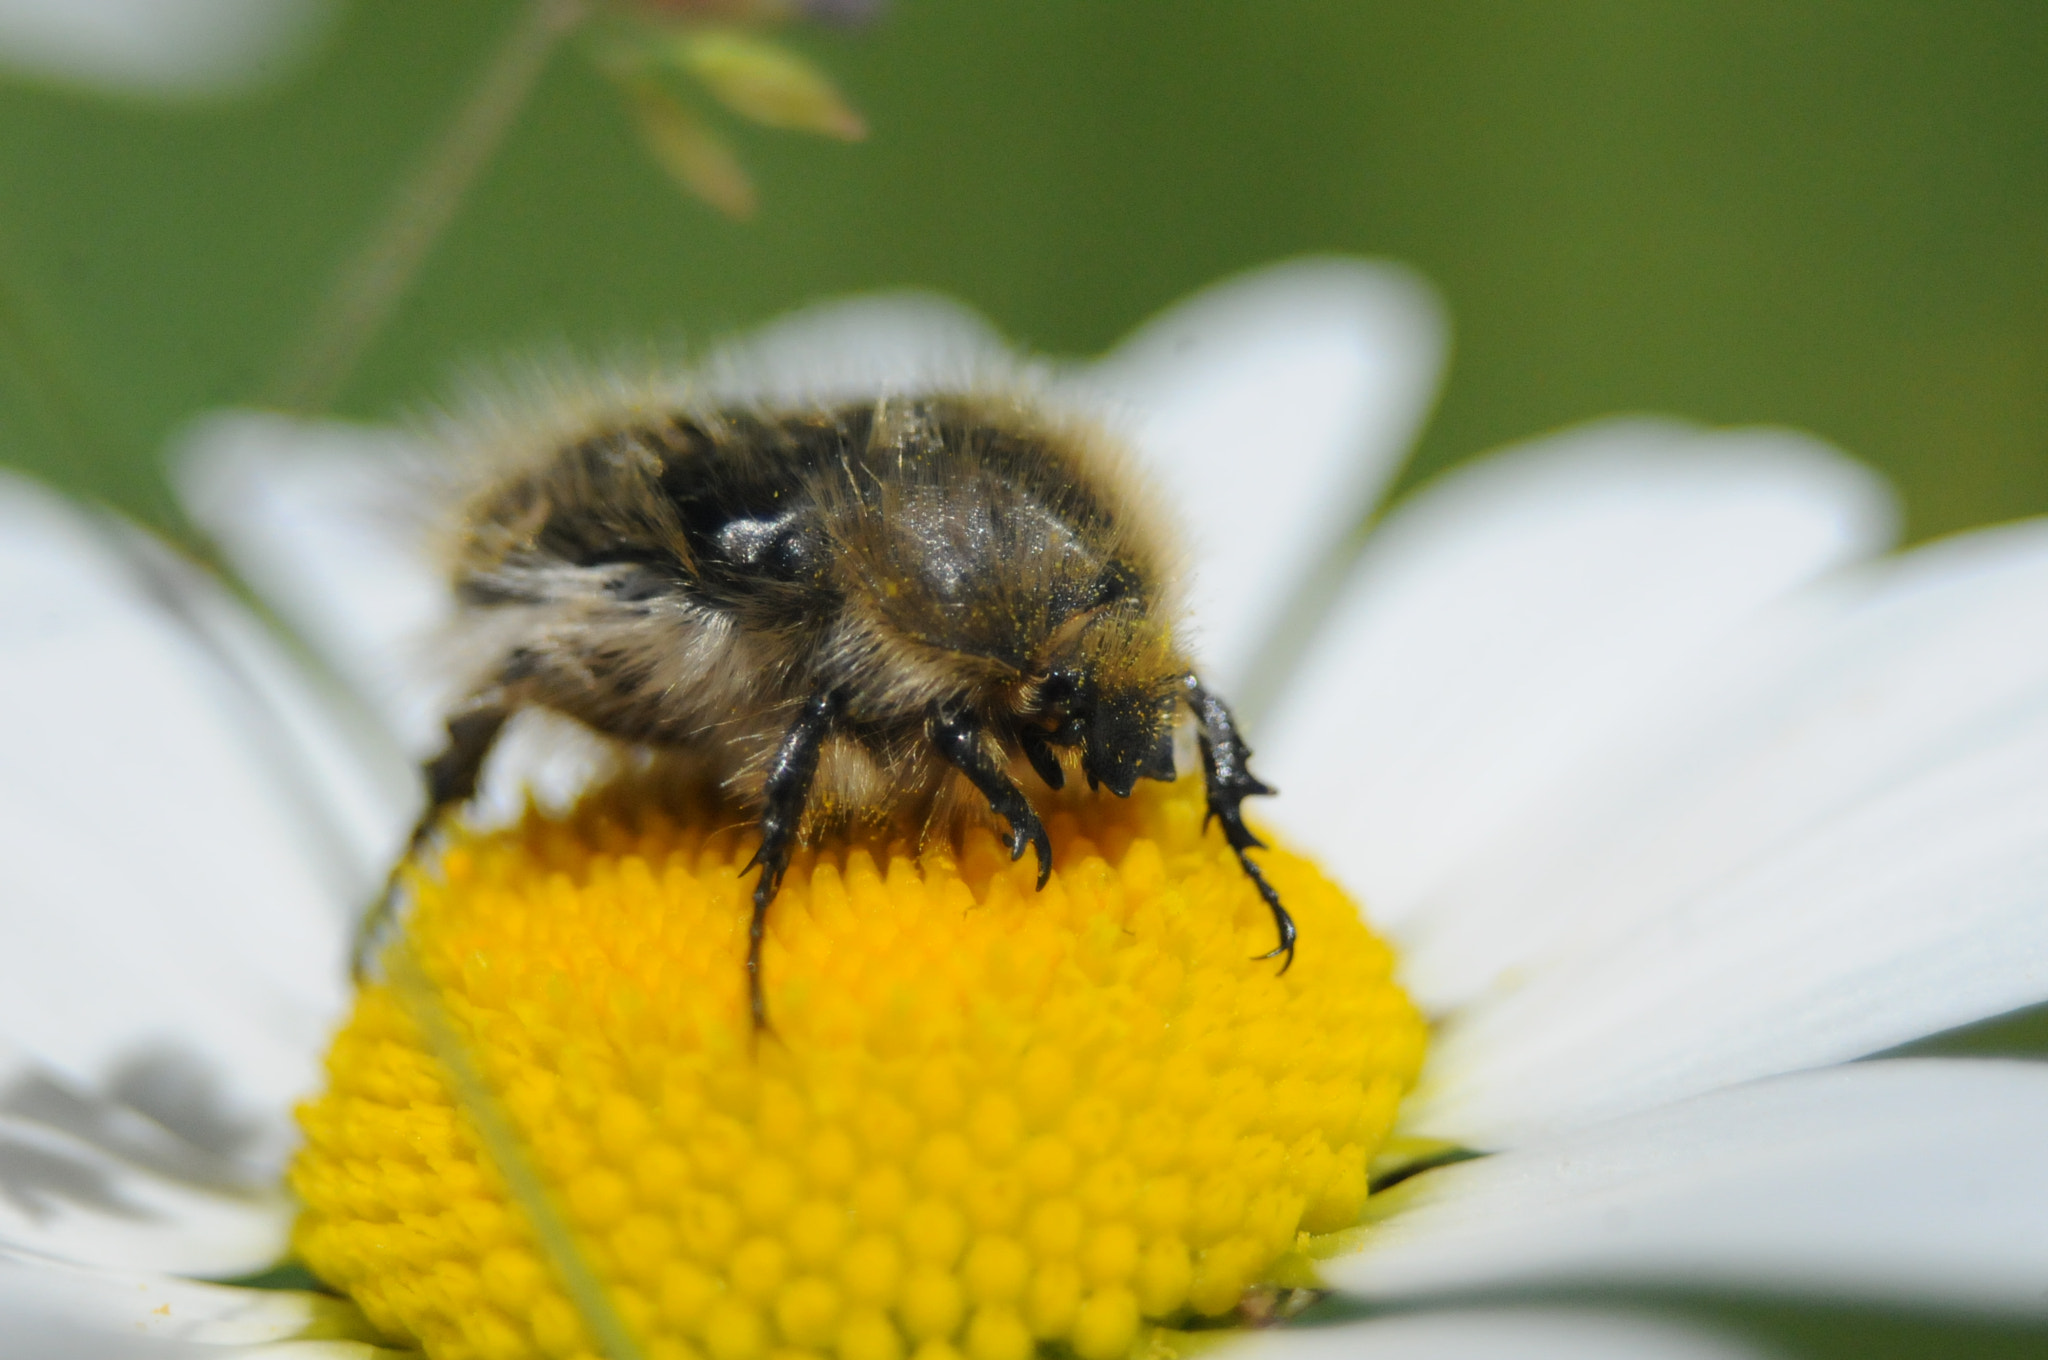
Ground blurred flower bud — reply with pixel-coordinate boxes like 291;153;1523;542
628;83;759;218
594;0;877;215
674;28;866;140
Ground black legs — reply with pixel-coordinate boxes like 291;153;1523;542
353;698;509;979
362;677;1293;1034
743;690;841;1030
929;703;1053;888
1185;674;1295;972
375;687;844;1035
941;679;1293;974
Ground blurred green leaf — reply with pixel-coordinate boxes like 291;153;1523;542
0;1;2044;551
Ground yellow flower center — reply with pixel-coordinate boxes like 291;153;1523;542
291;778;1426;1360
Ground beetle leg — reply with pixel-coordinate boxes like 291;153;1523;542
1184;673;1295;973
928;703;1053;889
354;696;508;980
743;689;841;1032
1018;724;1066;791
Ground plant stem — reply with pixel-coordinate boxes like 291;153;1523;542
268;0;592;413
388;944;645;1360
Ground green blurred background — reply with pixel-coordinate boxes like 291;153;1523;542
3;2;2046;541
1;3;2044;1356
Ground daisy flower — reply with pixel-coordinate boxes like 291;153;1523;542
0;0;336;99
3;259;2047;1360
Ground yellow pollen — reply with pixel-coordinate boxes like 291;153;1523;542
291;778;1427;1360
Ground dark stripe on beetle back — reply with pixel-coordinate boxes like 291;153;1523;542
648;409;866;617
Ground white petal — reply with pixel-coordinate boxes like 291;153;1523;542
1072;258;1447;698
0;1041;292;1276
107;519;414;898
1406;518;2048;1146
173;411;452;755
699;291;1017;404
1397;514;2048;1014
1336;1061;2048;1314
1262;419;1897;940
1226;1309;1770;1360
0;0;334;99
0;473;367;1175
0;1243;375;1358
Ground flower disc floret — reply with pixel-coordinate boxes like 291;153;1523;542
292;778;1426;1360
